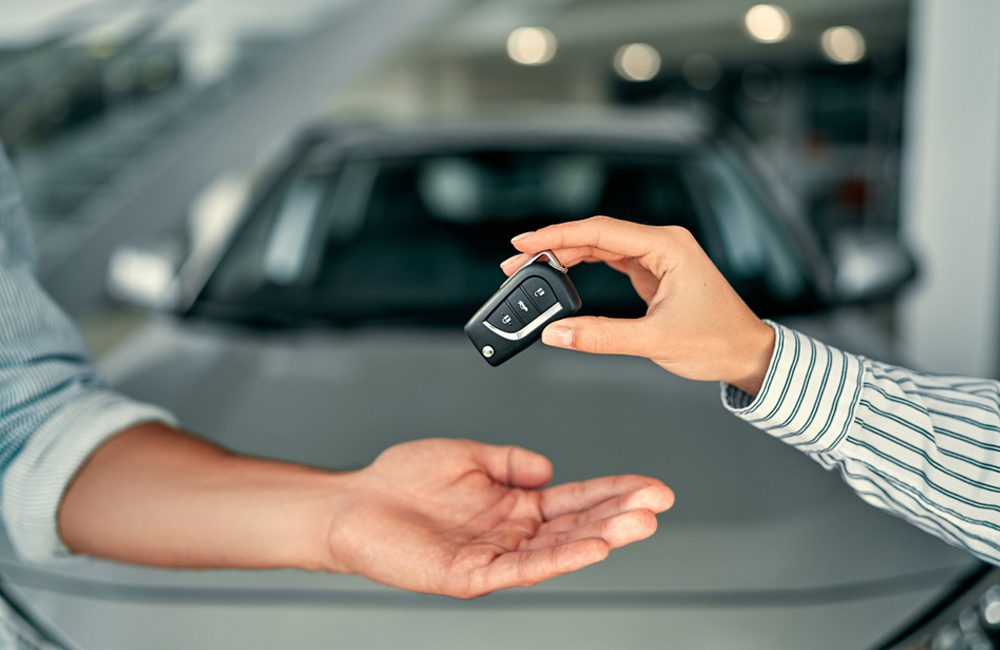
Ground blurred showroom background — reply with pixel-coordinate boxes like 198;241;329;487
0;0;998;371
4;2;1000;649
0;0;1000;375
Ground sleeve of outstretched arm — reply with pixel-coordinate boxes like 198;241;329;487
0;147;175;563
722;321;1000;565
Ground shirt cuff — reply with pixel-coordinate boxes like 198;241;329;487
1;389;176;563
720;321;866;455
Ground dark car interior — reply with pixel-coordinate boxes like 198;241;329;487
197;141;822;327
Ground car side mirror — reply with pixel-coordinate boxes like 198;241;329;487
106;241;184;311
105;171;250;313
830;227;918;305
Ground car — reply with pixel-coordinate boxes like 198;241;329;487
3;108;978;649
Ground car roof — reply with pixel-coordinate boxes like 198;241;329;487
303;107;718;162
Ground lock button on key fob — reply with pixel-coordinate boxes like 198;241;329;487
465;251;582;366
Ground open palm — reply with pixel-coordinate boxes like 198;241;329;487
327;438;673;598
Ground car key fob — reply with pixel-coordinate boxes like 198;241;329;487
465;250;582;366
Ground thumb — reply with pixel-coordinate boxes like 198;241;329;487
541;316;652;357
470;442;553;488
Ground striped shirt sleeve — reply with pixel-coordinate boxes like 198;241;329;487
723;321;1000;566
0;147;176;563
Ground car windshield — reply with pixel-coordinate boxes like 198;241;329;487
196;144;819;325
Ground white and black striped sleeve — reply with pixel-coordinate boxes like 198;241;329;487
722;321;1000;565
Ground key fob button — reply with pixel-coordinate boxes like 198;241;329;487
510;287;542;323
521;277;557;311
464;250;582;366
487;301;524;333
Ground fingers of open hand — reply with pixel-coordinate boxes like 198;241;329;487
445;477;673;596
539;475;667;520
524;483;673;551
470;442;553;488
522;508;659;551
475;516;542;552
540;484;674;535
467;538;610;596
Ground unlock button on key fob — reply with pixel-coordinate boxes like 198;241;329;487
487;301;524;334
521;277;557;311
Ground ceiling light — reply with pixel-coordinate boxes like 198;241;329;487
506;26;557;66
614;43;661;81
744;4;791;44
821;26;866;64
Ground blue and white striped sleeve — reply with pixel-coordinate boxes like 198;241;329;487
0;147;176;563
723;321;1000;566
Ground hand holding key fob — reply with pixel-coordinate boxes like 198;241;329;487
465;250;582;366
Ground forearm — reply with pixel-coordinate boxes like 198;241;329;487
58;422;349;572
724;323;1000;564
505;217;1000;562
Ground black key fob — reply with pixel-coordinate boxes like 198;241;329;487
465;250;582;366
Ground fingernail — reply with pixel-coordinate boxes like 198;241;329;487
511;231;534;244
542;326;573;347
500;254;521;268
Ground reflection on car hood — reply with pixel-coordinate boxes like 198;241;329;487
98;311;971;596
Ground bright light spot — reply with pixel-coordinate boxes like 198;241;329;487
107;247;178;308
183;28;238;86
984;600;1000;626
821;26;866;64
744;4;791;44
613;43;661;82
506;26;557;66
188;173;250;247
682;53;721;90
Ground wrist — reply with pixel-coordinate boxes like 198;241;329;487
725;320;776;397
296;469;361;574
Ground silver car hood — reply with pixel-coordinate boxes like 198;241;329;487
90;311;971;597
